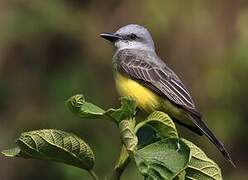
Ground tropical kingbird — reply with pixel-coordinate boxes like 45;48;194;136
100;24;235;166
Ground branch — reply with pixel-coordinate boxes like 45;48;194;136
111;146;130;180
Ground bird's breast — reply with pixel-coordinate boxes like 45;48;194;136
114;72;161;112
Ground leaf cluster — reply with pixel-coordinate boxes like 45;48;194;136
2;94;223;180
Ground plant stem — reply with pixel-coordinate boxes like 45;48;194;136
88;170;99;180
111;146;131;180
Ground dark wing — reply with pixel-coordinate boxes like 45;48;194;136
116;51;201;117
116;50;236;166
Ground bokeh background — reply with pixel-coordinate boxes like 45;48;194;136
0;0;248;179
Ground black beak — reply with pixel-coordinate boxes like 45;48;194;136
100;32;121;42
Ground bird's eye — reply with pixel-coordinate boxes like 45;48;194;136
129;33;137;40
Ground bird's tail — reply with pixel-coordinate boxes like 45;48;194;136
188;113;236;167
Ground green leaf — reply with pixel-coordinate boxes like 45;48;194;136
173;170;186;180
134;138;190;180
2;147;23;157
66;94;105;119
106;96;137;122
66;95;137;123
1;129;95;171
135;111;178;139
182;139;223;180
119;119;138;153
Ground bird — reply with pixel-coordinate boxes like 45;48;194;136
100;24;235;167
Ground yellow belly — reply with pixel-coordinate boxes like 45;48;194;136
115;73;162;112
114;72;197;130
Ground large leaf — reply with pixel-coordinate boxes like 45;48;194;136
66;94;105;119
135;111;178;139
182;139;223;180
2;129;95;171
134;138;190;180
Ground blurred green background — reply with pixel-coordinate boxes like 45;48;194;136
0;0;248;179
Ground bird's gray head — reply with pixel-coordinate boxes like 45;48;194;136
100;24;155;52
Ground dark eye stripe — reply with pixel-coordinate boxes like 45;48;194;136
125;33;138;40
130;34;137;39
